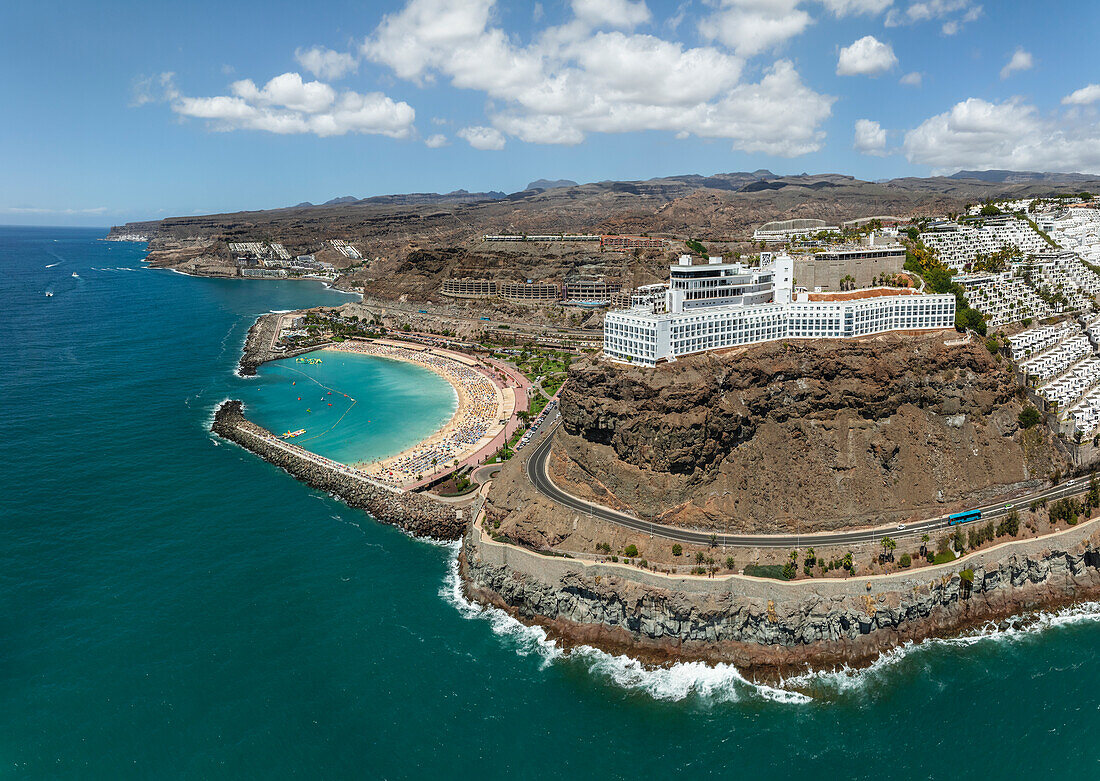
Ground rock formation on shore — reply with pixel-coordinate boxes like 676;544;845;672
551;332;1062;532
461;522;1100;680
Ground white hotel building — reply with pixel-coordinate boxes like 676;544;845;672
603;254;957;366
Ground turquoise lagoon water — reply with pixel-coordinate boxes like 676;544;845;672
244;350;456;465
5;225;1100;778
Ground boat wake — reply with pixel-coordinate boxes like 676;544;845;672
439;545;809;704
45;261;61;268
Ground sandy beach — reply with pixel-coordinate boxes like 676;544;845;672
326;340;516;487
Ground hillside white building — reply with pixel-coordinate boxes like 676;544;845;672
919;217;1049;270
603;254;956;366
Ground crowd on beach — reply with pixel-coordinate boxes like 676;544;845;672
337;342;504;485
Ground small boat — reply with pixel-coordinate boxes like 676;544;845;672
71;272;79;278
327;403;332;407
45;291;53;297
307;408;312;413
297;397;301;400
282;429;306;439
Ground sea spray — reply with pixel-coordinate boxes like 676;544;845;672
441;545;811;703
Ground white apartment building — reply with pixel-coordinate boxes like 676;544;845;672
920;218;1049;270
753;219;839;243
603;254;956;366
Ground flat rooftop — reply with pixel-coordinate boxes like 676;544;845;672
806;287;919;302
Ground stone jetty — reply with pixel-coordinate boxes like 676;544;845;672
212;400;466;540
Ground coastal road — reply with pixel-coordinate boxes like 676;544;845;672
527;412;1092;548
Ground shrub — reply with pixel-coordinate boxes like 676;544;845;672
672;544;683;556
744;564;790;580
1018;406;1041;429
624;544;639;558
997;510;1020;537
900;553;912;568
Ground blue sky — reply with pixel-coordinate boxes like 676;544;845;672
3;0;1100;226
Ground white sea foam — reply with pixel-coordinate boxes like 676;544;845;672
439;547;810;703
784;601;1100;694
45;261;61;268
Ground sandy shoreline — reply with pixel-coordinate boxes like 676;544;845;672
325;340;513;487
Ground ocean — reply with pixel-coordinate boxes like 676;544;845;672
4;225;1100;778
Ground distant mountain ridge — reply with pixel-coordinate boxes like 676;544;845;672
949;169;1099;185
111;168;1100;251
526;178;578;191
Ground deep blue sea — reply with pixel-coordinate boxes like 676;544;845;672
5;226;1100;778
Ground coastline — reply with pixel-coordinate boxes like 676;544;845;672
327;340;516;488
225;309;1100;682
235;313;521;488
460;515;1100;682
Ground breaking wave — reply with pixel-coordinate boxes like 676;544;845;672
783;601;1100;695
440;545;810;704
442;543;1100;703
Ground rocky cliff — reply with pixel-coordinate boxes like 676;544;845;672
461;523;1100;680
554;332;1061;532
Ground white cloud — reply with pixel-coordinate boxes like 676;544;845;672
1063;84;1100;106
458;125;506;150
231;72;336;113
362;0;833;154
571;0;651;29
899;71;922;86
820;0;893;14
130;72;178;107
854;119;887;155
903;97;1100;174
999;48;1033;79
425;133;450;147
836;35;898;76
294;46;358;80
700;1;812;57
172;72;415;138
886;0;981;32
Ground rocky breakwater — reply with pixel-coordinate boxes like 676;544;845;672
238;313;333;376
212;400;466;540
461;522;1100;680
553;332;1062;532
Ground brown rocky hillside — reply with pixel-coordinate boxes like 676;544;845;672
553;332;1063;533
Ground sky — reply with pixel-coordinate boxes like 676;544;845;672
3;0;1100;226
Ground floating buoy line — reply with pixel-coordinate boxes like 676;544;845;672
281;364;358;444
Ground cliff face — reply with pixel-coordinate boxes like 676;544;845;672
461;523;1100;680
556;333;1061;532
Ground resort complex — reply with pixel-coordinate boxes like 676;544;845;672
603;253;955;365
